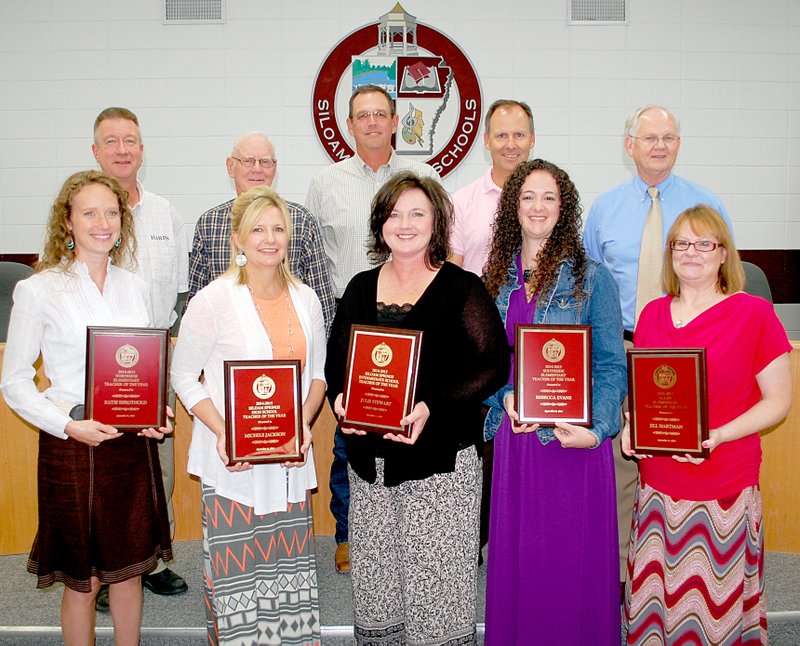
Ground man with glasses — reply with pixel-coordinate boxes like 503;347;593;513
306;84;440;574
187;132;335;332
91;106;189;604
584;104;732;598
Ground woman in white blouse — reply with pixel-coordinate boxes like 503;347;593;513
1;170;173;646
172;185;326;645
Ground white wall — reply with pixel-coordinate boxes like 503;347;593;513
0;0;798;330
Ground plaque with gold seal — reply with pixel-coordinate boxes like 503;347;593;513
627;348;709;458
85;326;169;431
515;324;592;426
223;360;303;464
341;325;423;436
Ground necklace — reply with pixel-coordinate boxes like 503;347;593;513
247;284;295;356
672;292;725;330
521;254;537;284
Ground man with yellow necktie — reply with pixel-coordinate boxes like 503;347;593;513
583;104;733;598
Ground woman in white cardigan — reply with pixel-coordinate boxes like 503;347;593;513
171;186;326;646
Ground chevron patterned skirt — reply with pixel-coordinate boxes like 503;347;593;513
624;482;767;645
200;484;320;646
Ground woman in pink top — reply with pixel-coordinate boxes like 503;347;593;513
621;205;792;645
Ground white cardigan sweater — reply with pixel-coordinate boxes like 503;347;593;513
171;275;324;515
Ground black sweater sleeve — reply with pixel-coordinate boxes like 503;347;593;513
325;263;510;486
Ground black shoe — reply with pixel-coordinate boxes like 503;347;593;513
95;584;110;612
142;568;188;596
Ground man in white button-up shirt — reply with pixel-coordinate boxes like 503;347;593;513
92;107;189;602
306;85;441;574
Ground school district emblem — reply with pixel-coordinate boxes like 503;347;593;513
541;339;566;363
115;344;139;368
252;374;277;400
311;3;482;177
653;365;677;390
371;342;393;367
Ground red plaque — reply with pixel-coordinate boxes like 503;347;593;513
627;348;709;458
85;326;169;431
223;360;303;464
341;325;423;435
515;324;592;426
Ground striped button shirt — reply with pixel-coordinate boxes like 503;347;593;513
305;152;441;298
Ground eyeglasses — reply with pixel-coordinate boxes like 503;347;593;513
232;156;277;169
354;110;390;122
629;135;680;147
669;240;720;252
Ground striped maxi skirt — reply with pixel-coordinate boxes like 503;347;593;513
201;484;320;646
624;482;767;645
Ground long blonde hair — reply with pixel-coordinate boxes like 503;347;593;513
224;185;298;287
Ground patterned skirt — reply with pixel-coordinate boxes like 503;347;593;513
201;484;320;646
625;482;767;645
348;446;482;646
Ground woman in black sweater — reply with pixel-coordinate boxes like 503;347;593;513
326;171;509;645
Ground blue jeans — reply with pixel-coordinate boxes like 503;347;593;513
329;405;350;543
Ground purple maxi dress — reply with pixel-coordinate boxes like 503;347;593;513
484;271;620;645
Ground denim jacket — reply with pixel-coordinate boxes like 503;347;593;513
484;252;627;445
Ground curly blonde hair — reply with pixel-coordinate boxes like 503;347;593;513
484;159;586;301
37;170;136;272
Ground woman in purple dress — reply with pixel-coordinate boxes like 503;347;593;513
482;160;627;645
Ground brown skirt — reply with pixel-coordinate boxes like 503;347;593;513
27;431;173;592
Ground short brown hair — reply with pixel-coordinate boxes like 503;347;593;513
348;85;396;118
662;204;743;296
38;170;137;272
484;99;534;133
368;171;452;269
93;107;140;142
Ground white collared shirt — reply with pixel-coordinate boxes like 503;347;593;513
1;261;151;438
128;182;189;328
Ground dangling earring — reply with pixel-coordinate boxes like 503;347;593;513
114;238;121;249
66;237;75;250
235;249;248;267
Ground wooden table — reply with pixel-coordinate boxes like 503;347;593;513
1;342;798;554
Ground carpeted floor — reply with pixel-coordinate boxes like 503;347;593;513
0;538;797;644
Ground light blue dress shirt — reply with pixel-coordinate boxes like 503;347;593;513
583;173;731;332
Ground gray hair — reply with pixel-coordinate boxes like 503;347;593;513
231;131;274;157
624;105;681;137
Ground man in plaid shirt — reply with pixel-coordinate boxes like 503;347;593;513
186;132;335;333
